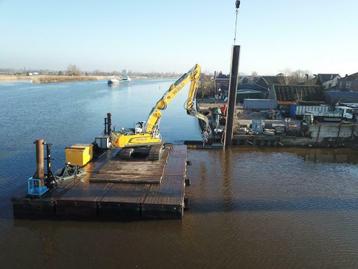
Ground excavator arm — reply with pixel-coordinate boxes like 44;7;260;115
145;64;210;134
111;64;210;152
184;65;210;133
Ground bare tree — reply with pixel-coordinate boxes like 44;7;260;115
251;71;258;77
66;64;81;76
283;69;312;84
198;74;215;98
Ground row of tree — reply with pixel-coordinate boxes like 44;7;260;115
64;65;179;78
250;69;314;85
197;69;317;99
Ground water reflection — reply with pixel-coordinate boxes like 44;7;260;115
234;147;358;164
220;149;234;211
188;147;358;215
192;197;358;213
299;148;358;164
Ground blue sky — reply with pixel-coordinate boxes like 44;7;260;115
0;0;357;75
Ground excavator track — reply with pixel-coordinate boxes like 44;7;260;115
118;148;135;160
148;144;164;161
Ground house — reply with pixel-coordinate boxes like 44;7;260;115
213;72;229;91
272;84;325;103
26;71;40;76
337;72;358;91
257;76;286;88
237;75;286;100
239;77;263;92
243;99;278;110
237;90;265;103
240;75;285;90
310;74;341;89
325;90;358;104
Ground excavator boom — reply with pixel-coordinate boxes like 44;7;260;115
111;64;210;159
145;64;210;133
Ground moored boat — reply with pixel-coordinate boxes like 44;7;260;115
107;78;120;86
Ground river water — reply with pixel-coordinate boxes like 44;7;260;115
1;80;358;268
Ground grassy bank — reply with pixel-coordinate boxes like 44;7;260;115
31;75;107;83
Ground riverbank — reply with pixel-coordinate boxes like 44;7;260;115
197;101;358;148
0;74;109;83
0;74;179;84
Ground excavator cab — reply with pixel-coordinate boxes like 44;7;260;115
134;121;145;133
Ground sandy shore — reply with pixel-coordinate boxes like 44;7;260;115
0;75;109;83
0;75;31;82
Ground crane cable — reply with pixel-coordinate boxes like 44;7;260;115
233;0;240;45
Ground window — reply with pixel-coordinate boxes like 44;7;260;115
346;81;352;89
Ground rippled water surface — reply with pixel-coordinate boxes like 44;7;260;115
1;80;358;268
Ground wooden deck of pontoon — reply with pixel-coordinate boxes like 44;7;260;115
12;145;188;220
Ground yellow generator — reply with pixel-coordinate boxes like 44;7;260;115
65;144;93;166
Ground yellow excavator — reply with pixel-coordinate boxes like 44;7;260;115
111;64;210;160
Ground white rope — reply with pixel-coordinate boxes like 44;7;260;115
234;0;240;44
234;8;239;45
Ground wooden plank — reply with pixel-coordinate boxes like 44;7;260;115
162;145;187;177
142;175;185;219
12;198;55;219
12;178;81;218
101;183;148;204
99;183;150;219
163;158;187;176
55;182;111;219
84;149;121;173
144;176;185;205
57;181;110;201
90;176;161;184
48;178;81;198
88;148;169;184
98;161;164;173
168;145;187;157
